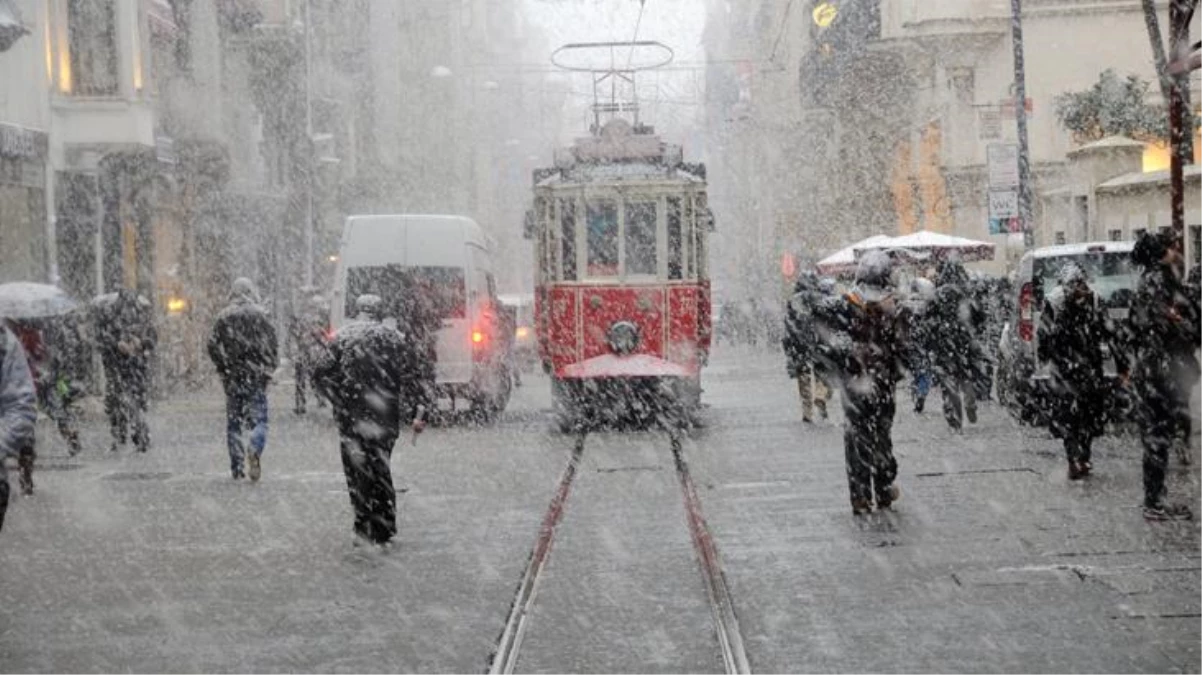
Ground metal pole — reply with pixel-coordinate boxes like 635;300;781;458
1168;0;1192;237
1010;0;1036;250
303;0;314;288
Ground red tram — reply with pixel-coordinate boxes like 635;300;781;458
525;93;714;429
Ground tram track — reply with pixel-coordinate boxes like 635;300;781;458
486;427;751;674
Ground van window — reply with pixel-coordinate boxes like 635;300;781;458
346;265;466;320
1034;252;1137;307
625;200;658;276
586;199;619;276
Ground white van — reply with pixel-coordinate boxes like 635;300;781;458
331;215;512;417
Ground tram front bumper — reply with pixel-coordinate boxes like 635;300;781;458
559;353;693;380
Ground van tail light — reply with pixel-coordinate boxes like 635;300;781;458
1018;282;1035;341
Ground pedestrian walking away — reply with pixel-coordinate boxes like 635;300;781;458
313;294;432;548
783;271;832;423
0;323;37;533
1129;232;1198;521
94;289;157;453
288;291;330;415
814;251;910;516
903;277;936;413
208;278;278;481
1037;263;1128;480
929;260;983;431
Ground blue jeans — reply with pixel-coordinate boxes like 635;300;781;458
226;386;268;474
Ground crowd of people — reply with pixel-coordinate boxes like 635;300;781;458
0;277;435;548
782;231;1200;520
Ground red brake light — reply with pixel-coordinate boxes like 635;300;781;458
472;330;485;344
1018;282;1034;341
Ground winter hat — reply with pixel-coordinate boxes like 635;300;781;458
355;294;384;321
1057;262;1088;286
230;277;260;303
855;250;894;301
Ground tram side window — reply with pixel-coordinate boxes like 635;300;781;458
559;198;577;281
625;201;658;276
666;197;683;280
586;200;619;277
683;197;694;278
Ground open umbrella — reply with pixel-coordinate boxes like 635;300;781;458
854;229;996;264
815;235;894;276
0;282;79;319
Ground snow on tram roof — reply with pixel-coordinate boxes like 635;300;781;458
536;162;705;187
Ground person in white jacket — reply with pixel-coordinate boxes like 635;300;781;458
0;323;37;533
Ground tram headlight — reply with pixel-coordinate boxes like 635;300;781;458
607;321;641;355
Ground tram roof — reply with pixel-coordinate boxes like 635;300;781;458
535;162;705;188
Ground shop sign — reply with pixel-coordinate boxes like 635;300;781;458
0;122;43;160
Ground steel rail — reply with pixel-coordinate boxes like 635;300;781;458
487;432;586;674
671;432;752;674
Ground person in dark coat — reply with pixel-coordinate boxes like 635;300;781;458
0;324;36;532
814;251;909;515
903;277;936;413
207;278;278;481
1037;263;1128;480
288;292;330;415
929;260;983;431
783;271;832;422
313;294;432;547
95;289;157;453
1129;232;1197;520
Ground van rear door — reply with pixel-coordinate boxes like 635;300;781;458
407;266;471;384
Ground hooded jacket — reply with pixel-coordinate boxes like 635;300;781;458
207;279;279;392
313;312;432;438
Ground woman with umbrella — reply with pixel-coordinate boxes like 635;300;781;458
0;282;85;494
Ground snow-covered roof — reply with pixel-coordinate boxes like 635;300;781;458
1066;135;1145;157
1027;241;1135;258
1096;163;1202;191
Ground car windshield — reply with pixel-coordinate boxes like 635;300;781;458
1035;252;1139;306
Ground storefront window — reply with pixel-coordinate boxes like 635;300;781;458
586;199;618;277
624;200;657;276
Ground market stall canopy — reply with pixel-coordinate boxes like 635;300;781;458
814;235;894;276
854;229;996;264
0;283;79;319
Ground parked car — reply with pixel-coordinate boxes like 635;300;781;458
996;241;1137;426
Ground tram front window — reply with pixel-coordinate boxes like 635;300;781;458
586;200;619;276
625;201;657;276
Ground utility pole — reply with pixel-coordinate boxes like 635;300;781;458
1167;0;1197;237
1010;0;1036;250
303;0;315;288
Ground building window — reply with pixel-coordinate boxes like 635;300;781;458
1108;229;1123;242
68;0;119;96
1133;228;1147;241
1054;231;1066;245
1190;225;1201;267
